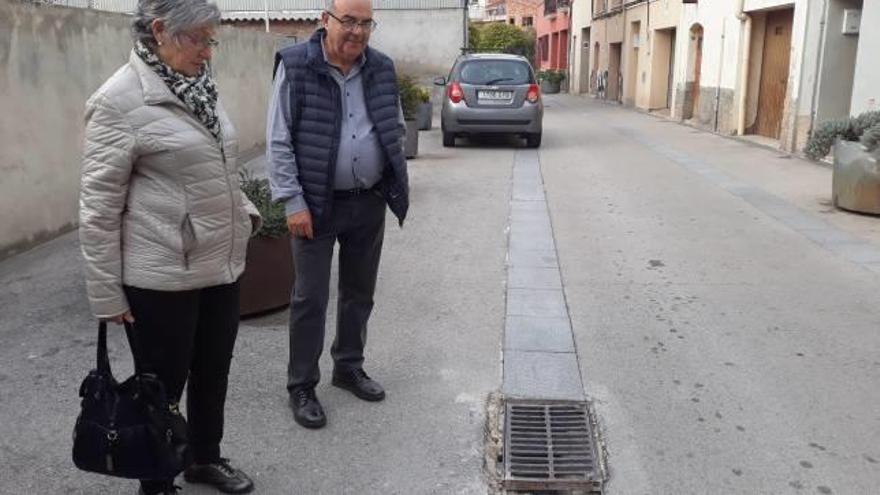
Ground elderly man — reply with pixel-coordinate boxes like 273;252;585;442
266;0;409;429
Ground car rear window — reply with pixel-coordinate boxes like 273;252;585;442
458;60;533;85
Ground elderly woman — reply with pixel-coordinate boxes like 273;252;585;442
78;1;258;494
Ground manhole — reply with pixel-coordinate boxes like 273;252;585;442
503;400;602;492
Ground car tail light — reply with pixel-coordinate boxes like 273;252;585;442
448;82;464;104
526;83;540;103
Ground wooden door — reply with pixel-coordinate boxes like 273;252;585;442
754;9;793;139
609;43;622;102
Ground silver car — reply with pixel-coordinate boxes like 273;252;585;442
434;54;544;148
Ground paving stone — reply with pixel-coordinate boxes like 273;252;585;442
509;230;555;251
511;199;548;213
508;266;562;290
507;247;558;268
507;288;567;317
512;182;544;201
505;315;574;353
503;350;584;400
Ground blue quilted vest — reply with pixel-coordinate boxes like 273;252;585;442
274;29;409;229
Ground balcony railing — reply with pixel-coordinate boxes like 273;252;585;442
544;0;570;16
593;0;627;18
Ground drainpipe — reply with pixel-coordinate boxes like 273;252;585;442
463;0;469;51
714;19;726;132
736;0;751;136
807;0;830;141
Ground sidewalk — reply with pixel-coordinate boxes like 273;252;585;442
585;95;880;249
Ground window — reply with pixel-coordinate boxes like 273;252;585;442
540;36;549;62
509;18;515;24
458;60;534;85
522;16;533;27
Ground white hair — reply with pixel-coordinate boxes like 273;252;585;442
132;0;221;46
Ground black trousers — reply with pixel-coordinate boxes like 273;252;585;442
287;192;386;392
124;281;240;492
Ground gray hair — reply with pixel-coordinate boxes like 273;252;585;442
325;0;336;12
132;0;222;46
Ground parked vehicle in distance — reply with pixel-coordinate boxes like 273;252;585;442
434;53;543;148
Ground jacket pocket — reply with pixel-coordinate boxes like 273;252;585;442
180;214;197;269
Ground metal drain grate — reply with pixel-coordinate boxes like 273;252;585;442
503;400;601;492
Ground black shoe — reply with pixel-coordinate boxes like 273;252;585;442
184;457;254;494
332;368;386;402
289;387;327;429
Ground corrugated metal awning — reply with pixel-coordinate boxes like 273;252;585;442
46;0;465;15
222;10;321;21
215;0;464;10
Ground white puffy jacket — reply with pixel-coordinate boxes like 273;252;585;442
79;51;262;319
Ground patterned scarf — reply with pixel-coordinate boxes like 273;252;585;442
134;40;221;141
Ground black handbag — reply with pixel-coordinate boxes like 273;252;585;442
72;321;192;479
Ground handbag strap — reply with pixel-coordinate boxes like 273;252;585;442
96;321;111;373
96;320;143;375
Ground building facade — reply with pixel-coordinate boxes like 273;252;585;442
506;0;541;27
535;0;571;71
576;0;682;111
568;0;592;94
572;0;876;154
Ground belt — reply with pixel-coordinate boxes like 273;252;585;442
333;186;376;199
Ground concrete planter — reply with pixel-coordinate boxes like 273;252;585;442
540;80;561;94
239;235;294;317
416;101;433;130
832;139;880;214
405;119;419;159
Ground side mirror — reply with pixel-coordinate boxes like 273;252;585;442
433;76;447;86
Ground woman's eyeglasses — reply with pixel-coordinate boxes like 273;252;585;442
180;32;220;50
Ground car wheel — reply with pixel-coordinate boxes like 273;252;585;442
526;133;542;148
442;131;455;147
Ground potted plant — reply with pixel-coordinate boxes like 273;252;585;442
238;171;295;317
804;111;880;214
537;69;565;94
398;74;421;158
416;86;433;131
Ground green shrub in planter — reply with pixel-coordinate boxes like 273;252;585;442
239;171;287;238
804;110;880;160
238;171;294;316
416;86;431;104
860;123;880;152
397;75;422;157
415;86;433;131
537;69;566;85
397;74;421;121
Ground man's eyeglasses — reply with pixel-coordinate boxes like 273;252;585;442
326;11;378;32
180;32;220;50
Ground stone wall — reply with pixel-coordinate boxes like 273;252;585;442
0;1;281;259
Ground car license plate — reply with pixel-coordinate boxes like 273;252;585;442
478;90;513;100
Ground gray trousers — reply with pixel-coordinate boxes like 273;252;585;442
287;192;386;392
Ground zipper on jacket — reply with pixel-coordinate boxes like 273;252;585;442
220;136;236;280
324;80;342;223
181;214;195;270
